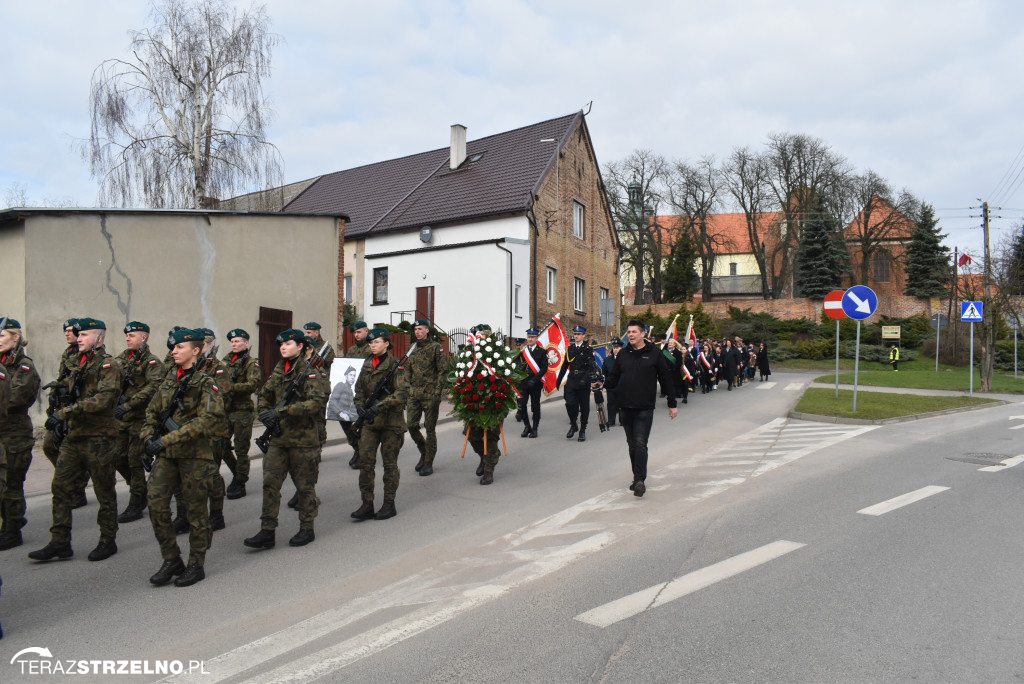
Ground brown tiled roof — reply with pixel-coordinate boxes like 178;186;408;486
285;112;582;237
652;212;784;256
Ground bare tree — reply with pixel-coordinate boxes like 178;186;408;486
604;150;668;304
666;157;722;300
85;0;282;208
2;182;29;209
835;170;917;286
720;147;773;298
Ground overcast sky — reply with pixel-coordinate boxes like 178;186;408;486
3;0;1023;256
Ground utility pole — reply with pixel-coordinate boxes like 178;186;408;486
981;200;993;392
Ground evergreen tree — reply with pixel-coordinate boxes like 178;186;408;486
904;202;951;296
1001;222;1024;295
795;196;848;298
662;228;701;302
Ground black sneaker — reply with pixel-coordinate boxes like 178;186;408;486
87;540;118;561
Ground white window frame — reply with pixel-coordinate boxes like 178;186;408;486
344;275;353;304
573;201;585;239
574;277;586;313
514;284;522;317
546;267;557;304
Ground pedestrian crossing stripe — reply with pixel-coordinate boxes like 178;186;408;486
961;302;983;321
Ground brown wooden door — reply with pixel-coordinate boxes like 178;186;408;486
257;306;292;383
415;286;435;323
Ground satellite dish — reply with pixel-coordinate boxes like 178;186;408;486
420;225;433;243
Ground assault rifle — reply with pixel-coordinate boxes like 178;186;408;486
116;349;145;409
254;343;331;454
143;345;214;472
351;343;416;439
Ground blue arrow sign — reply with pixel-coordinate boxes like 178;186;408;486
961;301;983;322
842;285;878;320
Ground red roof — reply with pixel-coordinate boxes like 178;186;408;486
652;212;783;256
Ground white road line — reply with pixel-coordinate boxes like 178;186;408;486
784;382;805;391
857;486;950;516
1008;424;1024;430
574;540;806;628
755;382;777;389
978;455;1024;472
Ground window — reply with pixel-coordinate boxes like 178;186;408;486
344;275;353;304
514;284;522;317
600;287;609;301
873;253;891;283
373;267;388;305
729;262;738;276
574;277;586;312
573;201;585;239
546;267;557;304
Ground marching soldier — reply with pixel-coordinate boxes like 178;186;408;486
112;321;163;524
516;328;548;438
42;318;89;509
244;329;327;549
223;329;260;499
341;321;371;469
31;318;120;563
556;326;598;442
350;328;409;521
303;322;335;373
0;319;37;551
142;328;225;587
405;319;446;476
197;329;230;532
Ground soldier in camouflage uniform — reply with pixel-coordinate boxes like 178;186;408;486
0;319;41;551
244;329;327;549
223;328;260;499
142;328;225;587
286;337;332;511
303;322;335;373
350;328;409;521
42;319;90;509
197;329;230;532
30;318;120;563
342;321;371;469
112;322;163;524
405;319;446;477
466;324;503;485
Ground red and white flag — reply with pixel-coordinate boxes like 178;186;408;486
958;253;973;267
532;314;568;394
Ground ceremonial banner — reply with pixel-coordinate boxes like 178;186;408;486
533;314;568;394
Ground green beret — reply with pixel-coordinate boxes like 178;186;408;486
275;328;305;344
198;327;215;338
227;328;249;340
303;322;321;330
169;328;204;346
124;321;149;334
350;320;368;331
63;318;80;331
413;319;431;328
2;318;21;330
366;327;390;341
78;318;106;331
476;323;491;331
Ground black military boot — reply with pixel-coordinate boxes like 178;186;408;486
529;416;539;438
419;461;433;476
149;556;185;586
225;478;246;500
348;450;360;470
243;529;276;549
173;508;189;535
28;541;73;561
520;416;531;438
566;423;578;439
0;529;23;551
287;491;299;509
415;453;425;472
87;540;117;562
350;500;375;521
117;504;145;523
289;529;315;546
71;491;88;509
578;426;587;442
480;471;494;485
476;458;485;477
375;500;397;520
174;563;205;587
209;512;226;531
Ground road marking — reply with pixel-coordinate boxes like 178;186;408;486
857;486;950;516
755;382;776;389
978;455;1024;472
574;540;806;628
784;382;804;391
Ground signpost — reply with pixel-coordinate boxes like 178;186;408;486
842;286;879;412
929;313;948;372
961;301;983;395
824;289;847;398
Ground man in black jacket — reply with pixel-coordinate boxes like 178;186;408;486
516;329;549;438
600;320;677;497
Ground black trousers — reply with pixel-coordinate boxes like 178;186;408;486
517;380;542;420
619;408;654;483
605;389;619;425
564;379;591;427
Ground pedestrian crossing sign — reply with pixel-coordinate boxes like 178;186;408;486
961;301;983;322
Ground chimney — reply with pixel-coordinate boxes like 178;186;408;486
450;124;467;170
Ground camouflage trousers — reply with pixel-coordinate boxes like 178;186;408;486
468;424;501;474
1;443;33;531
358;427;404;503
209;438;230;515
148;457;216;567
226;411;253;482
43;428;90;492
114;426;148;508
261;445;319;531
406;396;441;464
50;436;118;544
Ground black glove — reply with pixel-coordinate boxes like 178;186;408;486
258;409;279;428
356;404;379;422
44;415;61;431
145;438;165;457
113;404;128;420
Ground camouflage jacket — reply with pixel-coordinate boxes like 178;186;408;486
404;340;446;400
141;367;225;460
222;349;260;414
200;356;232;434
354;353;409;431
58;345;120;440
0;361;9;419
345;340;372;360
115;345;164;425
257;357;328;449
0;347;41;445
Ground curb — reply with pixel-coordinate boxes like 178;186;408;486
788;399;1008;425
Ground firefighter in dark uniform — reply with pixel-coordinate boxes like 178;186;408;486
556;326;599;442
516;328;548;438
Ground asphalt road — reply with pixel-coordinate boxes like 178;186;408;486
3;372;1023;683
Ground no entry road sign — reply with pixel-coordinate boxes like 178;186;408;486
824;290;847;320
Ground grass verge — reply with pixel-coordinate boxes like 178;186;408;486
812;367;1024;394
794;388;999;421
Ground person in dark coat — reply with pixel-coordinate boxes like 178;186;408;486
602;338;622;426
665;338;685;398
757;342;771;381
721;339;740;390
